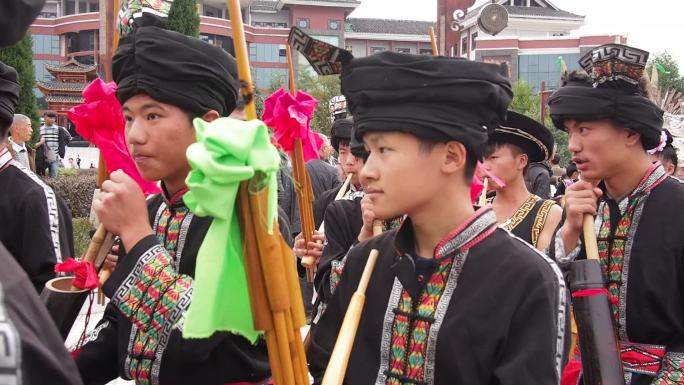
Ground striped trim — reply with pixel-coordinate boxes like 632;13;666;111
497;125;550;160
0;282;21;384
2;150;62;264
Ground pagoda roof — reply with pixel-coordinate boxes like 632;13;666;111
36;81;87;93
45;58;97;76
44;95;84;104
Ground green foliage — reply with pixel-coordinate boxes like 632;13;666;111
297;70;341;136
0;32;41;143
646;52;684;94
167;0;200;38
509;80;571;165
72;217;94;258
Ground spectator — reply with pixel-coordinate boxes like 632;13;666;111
76;154;81;168
36;111;61;177
6;114;34;171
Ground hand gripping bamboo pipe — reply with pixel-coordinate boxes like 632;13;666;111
321;222;382;385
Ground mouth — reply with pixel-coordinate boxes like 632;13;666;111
364;187;384;196
133;154;153;163
573;157;589;171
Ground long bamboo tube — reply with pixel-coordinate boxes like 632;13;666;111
321;249;380;385
582;214;599;260
429;26;439;55
478;177;489;207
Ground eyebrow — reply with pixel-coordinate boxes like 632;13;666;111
122;102;165;113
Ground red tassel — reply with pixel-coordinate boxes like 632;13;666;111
55;258;99;290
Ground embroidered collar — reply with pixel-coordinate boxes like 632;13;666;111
599;162;668;214
160;183;189;208
394;206;498;260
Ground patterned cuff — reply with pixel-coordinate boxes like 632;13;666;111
111;243;193;335
651;352;684;385
554;229;581;265
329;245;354;296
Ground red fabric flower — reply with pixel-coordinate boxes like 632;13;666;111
68;79;160;196
262;88;321;162
54;258;99;290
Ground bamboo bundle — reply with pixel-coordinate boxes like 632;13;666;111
228;1;309;384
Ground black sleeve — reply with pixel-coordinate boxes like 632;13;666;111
309;245;364;384
74;304;120;385
493;278;564;385
56;192;75;259
19;188;59;292
0;242;84;385
314;202;357;304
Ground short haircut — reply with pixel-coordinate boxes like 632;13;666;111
483;140;529;173
659;146;679;169
43;110;57;118
417;136;478;182
12;114;30;128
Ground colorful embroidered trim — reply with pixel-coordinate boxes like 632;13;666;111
531;199;555;247
503;194;540;233
652;351;684;384
155;206;190;260
620;341;666;376
112;245;193;385
385;255;455;385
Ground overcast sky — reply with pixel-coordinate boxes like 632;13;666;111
349;0;684;68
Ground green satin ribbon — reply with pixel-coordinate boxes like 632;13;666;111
182;117;279;342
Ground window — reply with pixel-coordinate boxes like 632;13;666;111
328;19;340;30
297;18;310;29
253;21;288;28
396;47;410;53
461;36;468;55
419;48;432;55
32;35;59;55
204;5;222;17
518;53;581;91
471;32;478;49
66;30;95;53
65;0;75;15
279;45;287;57
370;47;385;54
249;43;288;64
74;55;94;65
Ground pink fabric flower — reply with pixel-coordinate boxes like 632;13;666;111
68;79;159;196
470;162;506;204
262;88;321;162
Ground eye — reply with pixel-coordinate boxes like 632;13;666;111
124;115;133;123
378;147;389;154
147;113;160;121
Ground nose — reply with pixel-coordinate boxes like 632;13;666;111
126;118;147;146
567;132;581;154
359;153;377;187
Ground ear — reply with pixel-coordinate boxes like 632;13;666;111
201;110;221;122
623;128;642;147
517;152;529;171
443;141;468;174
666;162;676;176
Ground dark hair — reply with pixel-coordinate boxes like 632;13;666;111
418;137;478;182
561;70;590;87
44;110;57;118
565;162;578;177
483;140;529;172
659;146;679;168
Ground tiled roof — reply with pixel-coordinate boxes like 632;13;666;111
44;95;84;103
346;18;435;35
36;81;87;92
464;4;583;21
45;58;97;74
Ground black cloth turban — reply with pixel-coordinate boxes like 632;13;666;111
113;25;239;117
0;62;20;130
342;52;513;159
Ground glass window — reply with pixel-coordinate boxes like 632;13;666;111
518;53;581;92
370;47;385;54
420;48;433;55
461;36;467;55
471;32;478;49
328;19;340;30
396;47;410;53
65;0;75;15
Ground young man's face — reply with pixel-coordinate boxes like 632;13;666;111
338;143;364;186
44;115;55;126
360;131;445;220
564;119;634;182
123;94;197;183
483;144;527;190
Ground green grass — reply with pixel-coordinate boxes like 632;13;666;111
72;217;93;258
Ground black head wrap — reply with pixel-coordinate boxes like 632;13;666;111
113;25;239;117
548;44;663;149
0;0;45;47
330;117;353;152
342;52;512;159
0;62;20;131
349;128;368;160
490;111;555;163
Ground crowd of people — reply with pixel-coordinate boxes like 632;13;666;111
1;1;683;385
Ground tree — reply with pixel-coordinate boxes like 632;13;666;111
646;52;684;95
0;32;41;143
509;80;571;165
167;0;200;38
297;70;341;136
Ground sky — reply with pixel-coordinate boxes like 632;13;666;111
349;0;684;68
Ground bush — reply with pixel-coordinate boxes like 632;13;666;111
71;217;93;258
44;169;97;218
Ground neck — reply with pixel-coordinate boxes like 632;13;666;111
10;136;24;145
496;174;529;202
163;174;188;199
410;187;474;259
603;152;652;200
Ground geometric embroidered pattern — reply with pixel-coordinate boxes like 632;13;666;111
620;341;666;376
112;245;193;385
531;199;555;248
503;194;540;234
652;351;684;384
288;26;353;76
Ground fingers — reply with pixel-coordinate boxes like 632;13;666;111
104;253;118;271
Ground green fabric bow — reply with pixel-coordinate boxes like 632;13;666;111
182;117;279;342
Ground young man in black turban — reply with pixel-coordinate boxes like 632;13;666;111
308;52;567;385
482;111;562;250
74;24;270;385
548;44;684;385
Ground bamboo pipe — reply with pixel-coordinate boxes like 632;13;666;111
478;177;489;207
582;213;599;260
321;248;380;385
429;26;439;55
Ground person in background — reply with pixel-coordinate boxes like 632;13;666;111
6;113;35;171
648;129;678;176
36;111;61;177
554;162;578;198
